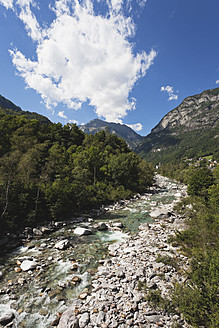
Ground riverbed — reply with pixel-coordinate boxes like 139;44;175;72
0;175;187;327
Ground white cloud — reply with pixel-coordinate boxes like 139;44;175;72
0;0;14;9
58;111;67;119
126;122;142;131
6;0;156;122
161;85;178;101
216;80;219;84
69;119;78;124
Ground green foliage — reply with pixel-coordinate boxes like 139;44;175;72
145;288;174;313
0;113;154;234
187;167;214;198
156;254;179;270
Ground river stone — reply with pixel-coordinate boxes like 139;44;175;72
41;226;52;234
0;311;15;325
74;227;93;236
94;222;108;231
33;228;43;236
57;306;78;328
54;239;69;250
96;311;105;325
79;312;89;327
20;260;37;271
112;222;123;228
150;208;171;219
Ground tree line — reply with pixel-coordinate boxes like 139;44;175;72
0;113;154;234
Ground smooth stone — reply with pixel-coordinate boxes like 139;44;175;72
112;222;123;228
150;208;171;219
79;292;88;299
79;312;89;327
0;311;15;325
74;227;93;236
32;228;43;236
94;222;108;231
96;311;105;325
20;260;37;271
54;239;69;250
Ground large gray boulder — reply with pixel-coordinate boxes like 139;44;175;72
20;260;37;271
150;208;171;219
73;227;93;236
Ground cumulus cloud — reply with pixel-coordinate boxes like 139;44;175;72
161;85;178;101
69;119;79;124
3;0;156;122
126;122;142;131
58;111;67;119
0;0;13;9
216;80;219;84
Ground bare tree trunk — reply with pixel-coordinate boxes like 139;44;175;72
33;187;40;220
1;177;11;219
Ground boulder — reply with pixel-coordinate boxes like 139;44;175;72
20;260;37;271
0;311;15;325
112;222;123;228
41;226;52;234
150;208;171;219
73;227;93;236
57;306;79;328
79;312;89;327
33;228;43;236
94;222;108;231
54;239;70;250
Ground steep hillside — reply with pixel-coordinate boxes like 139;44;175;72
0;94;51;124
136;87;219;164
79;118;143;149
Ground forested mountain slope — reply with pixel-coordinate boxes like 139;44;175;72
0;94;51;124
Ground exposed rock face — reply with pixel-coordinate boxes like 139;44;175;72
79;118;143;150
152;89;219;133
136;87;219;163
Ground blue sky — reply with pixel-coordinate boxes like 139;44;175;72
0;0;219;136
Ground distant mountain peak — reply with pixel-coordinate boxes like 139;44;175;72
79;118;143;149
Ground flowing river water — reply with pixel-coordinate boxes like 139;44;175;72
0;176;185;327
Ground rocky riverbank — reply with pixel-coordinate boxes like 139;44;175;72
57;176;190;328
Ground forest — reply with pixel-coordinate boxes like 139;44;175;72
0;113;154;234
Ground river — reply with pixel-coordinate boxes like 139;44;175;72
0;176;186;327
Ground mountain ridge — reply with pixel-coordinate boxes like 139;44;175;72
0;94;51;124
79;118;143;150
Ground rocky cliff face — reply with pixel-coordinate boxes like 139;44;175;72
79;119;143;150
152;88;219;133
136;87;219;164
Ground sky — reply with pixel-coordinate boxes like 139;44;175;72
0;0;219;136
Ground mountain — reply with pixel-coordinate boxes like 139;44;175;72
0;94;51;124
135;87;219;164
79;118;143;149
